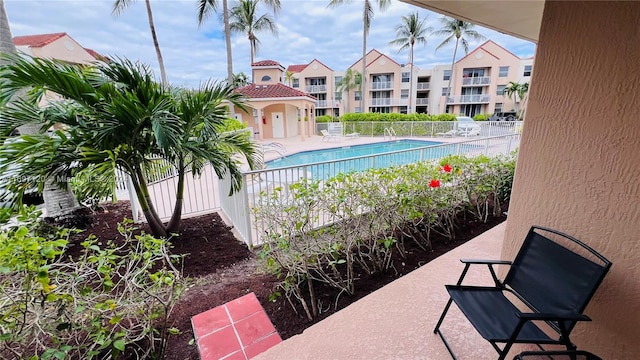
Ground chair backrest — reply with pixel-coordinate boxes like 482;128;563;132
504;226;612;334
321;129;330;136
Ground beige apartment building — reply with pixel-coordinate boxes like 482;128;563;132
286;40;533;117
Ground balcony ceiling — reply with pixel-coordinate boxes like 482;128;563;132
399;0;544;43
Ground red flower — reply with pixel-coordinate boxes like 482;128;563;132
440;164;452;173
429;179;441;188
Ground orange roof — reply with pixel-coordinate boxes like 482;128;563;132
236;83;315;100
287;64;308;73
13;32;66;47
252;60;282;67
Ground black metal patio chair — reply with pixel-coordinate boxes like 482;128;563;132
433;226;612;360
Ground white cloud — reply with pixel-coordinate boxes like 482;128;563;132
5;0;536;87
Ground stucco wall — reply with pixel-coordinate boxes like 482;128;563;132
502;2;640;358
31;35;96;64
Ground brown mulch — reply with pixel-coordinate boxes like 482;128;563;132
70;201;506;360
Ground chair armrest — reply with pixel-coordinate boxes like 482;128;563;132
517;312;591;322
454;260;512;286
460;259;512;265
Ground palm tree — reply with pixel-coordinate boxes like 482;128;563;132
433;17;485;113
232;71;249;88
0;0;81;217
389;12;431;114
504;81;529;117
0;55;260;236
284;70;295;86
197;0;281;86
229;0;278;68
336;68;361;114
328;0;391;113
113;0;168;84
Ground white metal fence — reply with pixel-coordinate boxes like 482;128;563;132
224;133;520;247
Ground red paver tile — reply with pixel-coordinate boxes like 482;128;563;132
226;293;263;322
234;311;277;347
220;350;248;360
197;326;242;360
244;333;282;359
192;306;232;339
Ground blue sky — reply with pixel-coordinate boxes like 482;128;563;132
5;0;536;88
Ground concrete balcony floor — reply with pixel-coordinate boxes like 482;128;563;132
255;222;536;360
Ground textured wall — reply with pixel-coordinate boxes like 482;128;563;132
502;2;640;358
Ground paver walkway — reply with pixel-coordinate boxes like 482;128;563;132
191;293;282;360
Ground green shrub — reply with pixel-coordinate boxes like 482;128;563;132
315;115;332;123
473;113;492;121
435;113;456;121
0;207;185;359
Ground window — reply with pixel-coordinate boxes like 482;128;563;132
442;87;450;96
402;72;410;83
355;107;362;113
494;103;503;113
292;79;299;88
261;75;272;82
369;107;391;113
497;85;506;95
334;76;342;86
499;66;509;77
399;106;408;114
401;89;409;99
334;92;342;100
354;91;361;101
443;70;451;81
523;65;532;77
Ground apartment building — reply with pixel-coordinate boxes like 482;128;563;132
285;40;533;117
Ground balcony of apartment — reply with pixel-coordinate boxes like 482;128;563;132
306;84;327;93
370;98;408;106
416;82;430;91
256;223;535;360
370;81;393;90
461;76;491;86
446;94;491;104
316;99;339;108
415;97;429;105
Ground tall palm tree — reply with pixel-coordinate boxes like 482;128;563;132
229;0;278;67
504;81;529;117
336;68;361;114
113;0;168;84
328;0;391;113
389;12;431;114
0;0;81;217
198;0;281;85
284;70;295;86
433;17;485;113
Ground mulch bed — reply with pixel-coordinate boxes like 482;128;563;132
70;201;506;359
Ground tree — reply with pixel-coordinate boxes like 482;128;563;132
389;12;431;114
329;0;391;113
197;0;281;86
0;55;260;237
229;0;278;67
433;17;485;113
232;71;249;88
113;0;168;84
284;70;295;86
0;0;81;218
336;68;361;115
504;81;529;117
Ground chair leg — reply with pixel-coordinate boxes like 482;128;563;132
433;297;453;333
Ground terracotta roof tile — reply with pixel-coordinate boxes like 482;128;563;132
83;48;109;62
287;64;308;73
13;32;67;47
252;60;282;67
236;83;315;99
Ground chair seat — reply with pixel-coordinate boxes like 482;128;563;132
446;285;554;343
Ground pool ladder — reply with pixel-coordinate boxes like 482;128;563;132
384;127;397;140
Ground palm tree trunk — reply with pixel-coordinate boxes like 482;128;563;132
166;158;185;233
130;170;167;237
144;0;168;84
361;3;367;113
223;0;233;85
408;43;414;114
444;37;460;114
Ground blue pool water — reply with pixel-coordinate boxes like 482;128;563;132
265;140;470;180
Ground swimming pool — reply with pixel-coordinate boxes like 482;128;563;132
265;140;469;180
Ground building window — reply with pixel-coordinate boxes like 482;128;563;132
354;91;361;101
402;72;410;82
261;75;272;82
292;78;299;88
399;106;408;114
334;92;342;100
355;107;362;113
523;65;533;77
497;85;506;95
369;107;391;113
441;87;450;96
494;103;503;113
401;89;409;99
334;76;342;86
499;66;509;77
443;70;451;81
